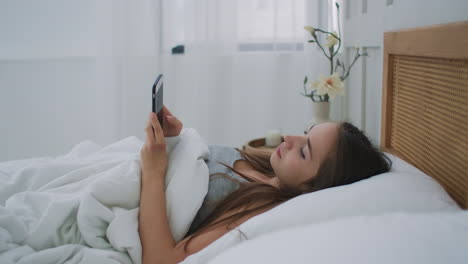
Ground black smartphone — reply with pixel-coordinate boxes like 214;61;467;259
152;74;164;128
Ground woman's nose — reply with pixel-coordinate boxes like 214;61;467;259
283;135;299;149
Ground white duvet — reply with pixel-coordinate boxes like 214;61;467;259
0;128;210;264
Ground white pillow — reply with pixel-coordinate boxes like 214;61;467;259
208;210;468;264
181;153;460;263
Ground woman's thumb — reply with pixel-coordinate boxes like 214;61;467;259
166;115;175;122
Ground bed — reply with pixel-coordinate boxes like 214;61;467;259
1;21;467;264
180;21;468;264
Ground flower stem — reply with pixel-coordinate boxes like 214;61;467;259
314;28;340;40
342;48;362;80
340;62;346;79
332;4;342;57
314;38;331;60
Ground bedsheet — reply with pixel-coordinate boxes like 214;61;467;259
0;129;209;264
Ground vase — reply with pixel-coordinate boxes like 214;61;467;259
309;101;331;127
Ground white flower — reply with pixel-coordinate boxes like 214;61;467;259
309;72;345;100
304;26;315;35
324;31;339;48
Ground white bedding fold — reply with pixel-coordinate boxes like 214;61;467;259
0;128;209;264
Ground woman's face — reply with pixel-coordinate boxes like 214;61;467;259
270;122;340;192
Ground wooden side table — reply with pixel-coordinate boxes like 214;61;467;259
243;137;278;158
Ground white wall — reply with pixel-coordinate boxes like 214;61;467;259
2;0;327;161
342;0;468;145
0;58;117;159
162;52;325;147
0;0;160;161
2;0;467;161
161;0;331;148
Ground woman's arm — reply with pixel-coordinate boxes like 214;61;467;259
139;108;247;263
139;110;181;264
138;111;216;264
139;170;176;264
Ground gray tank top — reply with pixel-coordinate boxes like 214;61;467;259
186;145;249;236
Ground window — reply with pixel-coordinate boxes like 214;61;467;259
161;0;306;54
237;0;306;52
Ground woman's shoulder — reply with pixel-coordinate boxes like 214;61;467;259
206;143;244;169
208;144;241;158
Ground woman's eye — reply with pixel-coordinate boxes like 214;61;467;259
300;148;306;159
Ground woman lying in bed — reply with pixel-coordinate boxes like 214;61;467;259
139;106;392;264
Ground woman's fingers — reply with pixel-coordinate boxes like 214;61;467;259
165;115;176;124
162;105;172;116
150;112;165;143
141;113;168;179
170;115;182;128
145;114;155;144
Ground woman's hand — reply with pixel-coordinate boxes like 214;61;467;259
161;105;183;137
140;112;168;181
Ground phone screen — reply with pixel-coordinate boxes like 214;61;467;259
152;74;164;128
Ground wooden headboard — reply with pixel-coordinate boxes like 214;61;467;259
381;21;468;209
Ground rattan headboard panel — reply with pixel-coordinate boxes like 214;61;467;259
382;21;468;209
390;55;468;207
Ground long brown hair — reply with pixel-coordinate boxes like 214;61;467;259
183;122;392;251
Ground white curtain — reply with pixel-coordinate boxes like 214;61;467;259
0;0;162;161
161;0;330;147
162;0;307;55
0;0;331;161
